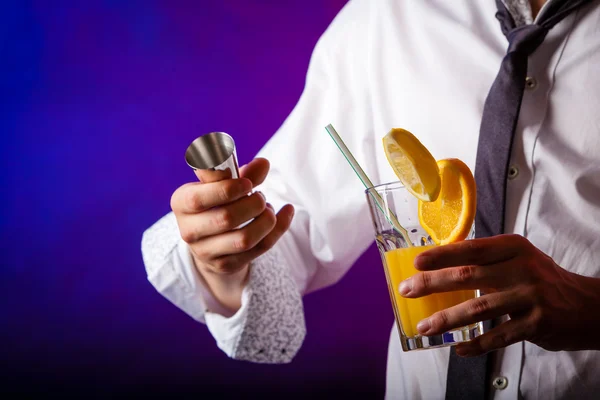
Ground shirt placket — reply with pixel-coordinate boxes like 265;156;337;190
493;10;577;400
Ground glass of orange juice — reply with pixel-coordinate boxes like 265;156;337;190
366;181;484;351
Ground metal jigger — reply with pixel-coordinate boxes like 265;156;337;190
185;132;240;183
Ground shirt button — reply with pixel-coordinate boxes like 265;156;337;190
507;165;519;180
492;376;509;390
525;76;537;90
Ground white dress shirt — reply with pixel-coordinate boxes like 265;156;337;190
141;0;600;398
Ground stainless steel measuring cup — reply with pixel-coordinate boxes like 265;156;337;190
185;132;240;183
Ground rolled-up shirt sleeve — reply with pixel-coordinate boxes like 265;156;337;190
205;244;306;363
142;211;306;363
142;212;209;324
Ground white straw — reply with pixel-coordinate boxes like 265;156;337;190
325;124;412;246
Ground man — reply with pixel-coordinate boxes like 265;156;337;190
142;0;600;398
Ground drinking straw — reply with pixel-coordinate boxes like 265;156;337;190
325;124;412;246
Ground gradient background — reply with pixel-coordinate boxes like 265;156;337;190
1;1;395;398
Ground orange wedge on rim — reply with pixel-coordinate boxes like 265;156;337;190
418;158;476;245
382;128;441;202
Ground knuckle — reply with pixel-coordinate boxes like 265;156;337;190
524;256;539;271
254;191;267;208
453;265;475;284
191;245;210;261
490;331;511;349
417;272;432;292
509;234;529;248
511;233;527;244
224;180;243;200
521;284;537;300
468;297;491;318
264;208;277;228
521;258;542;283
212;258;234;273
218;183;232;203
465;240;479;250
529;307;545;327
184;189;203;211
256;223;286;254
431;310;449;331
530;284;545;304
180;228;196;244
214;209;235;230
171;184;191;211
233;232;253;251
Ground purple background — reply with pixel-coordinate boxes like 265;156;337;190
2;1;394;397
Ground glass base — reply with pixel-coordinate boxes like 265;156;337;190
400;322;484;351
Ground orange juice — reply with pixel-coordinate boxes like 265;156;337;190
384;245;476;337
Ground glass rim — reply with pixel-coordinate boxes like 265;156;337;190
365;180;406;194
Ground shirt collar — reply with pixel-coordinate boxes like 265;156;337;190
501;0;557;26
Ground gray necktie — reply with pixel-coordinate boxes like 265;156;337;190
445;1;591;399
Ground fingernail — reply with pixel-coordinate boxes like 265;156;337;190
257;191;266;200
266;202;274;211
416;319;431;334
399;278;412;296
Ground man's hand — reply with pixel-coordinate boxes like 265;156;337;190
398;234;600;356
170;158;295;312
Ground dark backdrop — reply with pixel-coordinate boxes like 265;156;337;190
1;1;394;398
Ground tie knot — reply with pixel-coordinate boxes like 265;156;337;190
506;24;549;55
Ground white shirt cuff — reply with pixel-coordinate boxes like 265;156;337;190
142;212;306;364
205;244;306;363
142;212;207;323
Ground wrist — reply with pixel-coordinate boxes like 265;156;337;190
194;255;250;313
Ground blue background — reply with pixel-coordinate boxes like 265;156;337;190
1;1;394;397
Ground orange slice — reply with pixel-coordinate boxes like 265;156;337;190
382;128;441;202
418;159;476;245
